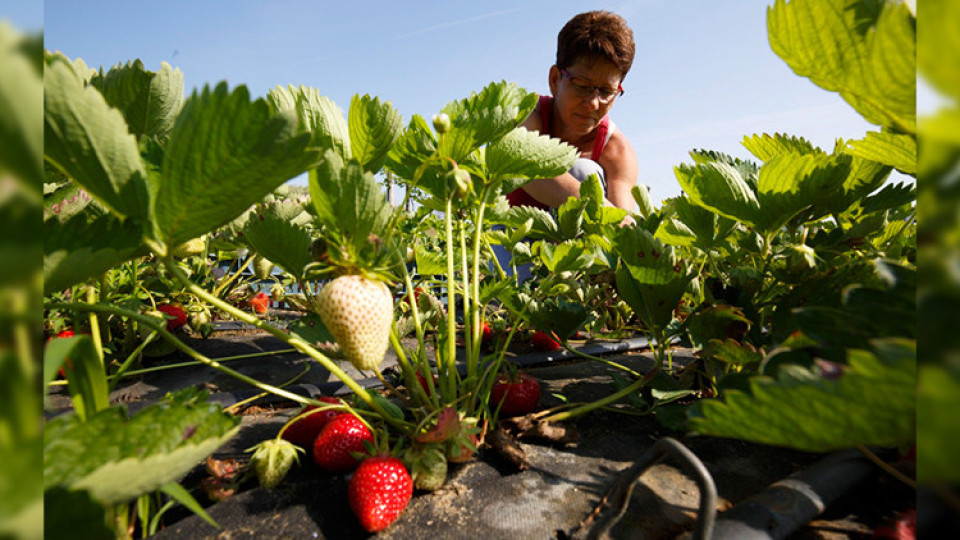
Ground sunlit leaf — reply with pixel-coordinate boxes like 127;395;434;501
44;54;150;221
845;131;916;175
268;84;350;162
768;0;915;132
349;93;402;172
485;127;578;183
89;59;184;139
154;82;317;247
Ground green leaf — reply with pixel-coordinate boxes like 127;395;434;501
674;160;761;226
44;54;150;221
44;389;241;505
657;196;736;251
845;131;916;175
768;0;915;132
414;244;447;276
44;334;110;421
43;213;147;294
556;197;585;239
825;148;892;214
690;339;915;452
0;436;42;540
438;81;537;162
43;487;113;540
242;207;315;281
614;227;692;332
701;339;764;366
632;184;655;218
0;23;42;187
742;133;822;161
309;150;392;259
268;84;351;162
505;205;560;242
154;82;318;247
287;314;335;346
684;305;752;350
385;114;437;182
859;181;915;215
89;59;184;139
485;127;578;182
538;240;594;274
526;299;591;341
348;94;403;172
159;482;218;529
754;152;850;233
918;0;960;101
917;365;960;483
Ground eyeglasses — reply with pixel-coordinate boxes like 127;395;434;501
559;68;624;103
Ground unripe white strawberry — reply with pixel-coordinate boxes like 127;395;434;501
247;438;302;489
316;274;393;372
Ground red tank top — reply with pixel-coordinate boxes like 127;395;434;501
506;95;610;209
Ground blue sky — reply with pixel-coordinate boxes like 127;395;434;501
17;1;914;203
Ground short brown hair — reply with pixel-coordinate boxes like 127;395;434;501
556;11;635;78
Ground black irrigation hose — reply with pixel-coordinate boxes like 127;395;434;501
52;335;657;417
710;448;878;540
571;436;718;540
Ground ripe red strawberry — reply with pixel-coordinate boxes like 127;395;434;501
481;322;493;344
157;304;188;331
348;456;413;532
312;414;374;472
872;508;915;539
530;330;561;351
491;372;541;417
248;292;270;314
281;397;343;449
316;274;393;372
51;329;76;378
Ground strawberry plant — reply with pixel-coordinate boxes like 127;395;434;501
677;0;917;457
36;0;922;533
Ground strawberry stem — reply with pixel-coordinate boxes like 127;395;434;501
146;242;412;431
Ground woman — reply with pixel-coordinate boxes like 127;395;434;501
507;10;638;212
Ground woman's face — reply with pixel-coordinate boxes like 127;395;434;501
548;56;623;136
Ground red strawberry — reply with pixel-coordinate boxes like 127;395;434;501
491;372;541;417
481;322;493;344
530;330;561;351
248;292;270;314
872;509;915;539
312;414;374;472
315;274;393;372
348;456;413;532
51;329;76;378
281;397;343;449
157;304;188;331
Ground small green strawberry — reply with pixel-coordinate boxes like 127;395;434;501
315;274;393;372
171;236;206;259
252;254;275;280
246;438;303;489
270;282;287;302
404;443;447;491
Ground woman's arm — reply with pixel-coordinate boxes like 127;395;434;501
598;131;639;211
